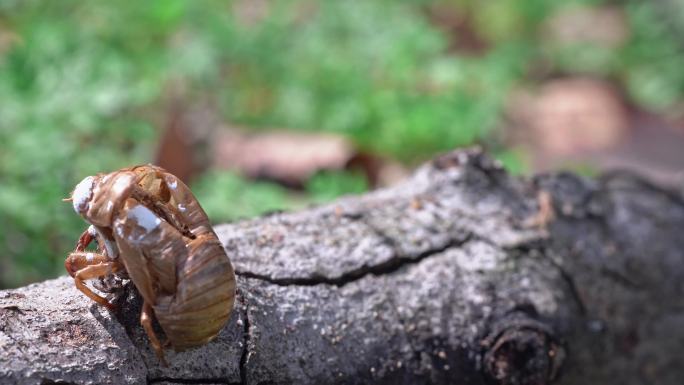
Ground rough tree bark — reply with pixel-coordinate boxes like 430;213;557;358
1;148;682;385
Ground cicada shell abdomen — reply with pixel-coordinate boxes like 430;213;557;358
154;234;236;350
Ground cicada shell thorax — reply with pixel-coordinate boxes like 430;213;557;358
129;165;214;238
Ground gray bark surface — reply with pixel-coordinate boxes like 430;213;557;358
1;148;682;385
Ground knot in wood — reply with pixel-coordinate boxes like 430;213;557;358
482;314;564;385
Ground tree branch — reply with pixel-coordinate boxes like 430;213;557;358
1;148;682;385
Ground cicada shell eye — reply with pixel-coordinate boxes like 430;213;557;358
72;176;97;215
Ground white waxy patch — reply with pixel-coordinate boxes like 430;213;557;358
103;238;118;259
72;176;95;213
86;252;95;262
128;205;161;234
93;226;119;259
87;225;97;236
112;175;132;196
168;179;178;190
115;225;125;239
178;203;186;212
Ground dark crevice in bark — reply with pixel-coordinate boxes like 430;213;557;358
235;234;474;287
113;285;152;380
238;289;251;385
544;255;587;316
39;380;79;385
147;377;232;384
354;215;401;252
599;267;644;290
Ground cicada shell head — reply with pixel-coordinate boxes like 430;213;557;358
71;172;137;227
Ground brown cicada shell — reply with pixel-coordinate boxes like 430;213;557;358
64;165;236;363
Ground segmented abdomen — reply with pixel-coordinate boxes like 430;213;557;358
154;234;236;350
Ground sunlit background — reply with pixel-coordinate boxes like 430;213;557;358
2;0;684;288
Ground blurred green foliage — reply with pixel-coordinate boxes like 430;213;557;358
0;0;683;287
191;171;302;222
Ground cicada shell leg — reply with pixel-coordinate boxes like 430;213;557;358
74;227;95;252
141;301;168;366
70;258;120;310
